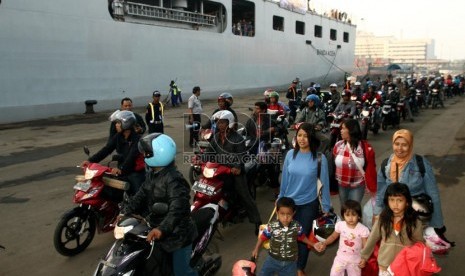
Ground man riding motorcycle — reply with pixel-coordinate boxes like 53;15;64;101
121;133;198;276
82;110;145;196
203;92;238;130
244;102;280;195
294;94;329;152
329;83;341;109
207;110;262;234
333;90;356;117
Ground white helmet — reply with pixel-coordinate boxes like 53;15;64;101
424;227;451;255
329;83;338;88
211;110;235;129
355;81;361;86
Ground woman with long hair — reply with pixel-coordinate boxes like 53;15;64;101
278;122;331;276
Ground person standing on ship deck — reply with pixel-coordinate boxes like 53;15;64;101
146;91;164;134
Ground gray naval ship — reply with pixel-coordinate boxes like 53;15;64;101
0;0;355;123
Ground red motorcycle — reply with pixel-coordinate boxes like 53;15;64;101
189;128;213;185
191;162;246;225
53;153;129;256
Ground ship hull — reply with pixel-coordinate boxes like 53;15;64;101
0;0;355;123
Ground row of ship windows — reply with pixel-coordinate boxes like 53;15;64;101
272;16;350;42
232;15;350;43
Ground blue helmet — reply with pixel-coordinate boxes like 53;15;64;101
138;133;176;167
306;94;320;106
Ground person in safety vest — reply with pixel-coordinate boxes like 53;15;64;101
146;91;164;133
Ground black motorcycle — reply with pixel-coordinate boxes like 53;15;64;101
381;100;399;130
93;203;221;276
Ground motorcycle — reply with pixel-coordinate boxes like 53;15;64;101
430;88;444;109
381;100;399;130
397;97;407;121
327;112;348;148
54;147;129;256
359;99;378;140
244;138;284;199
191;162;248;226
93;203;222;276
189;128;214;185
415;88;426;109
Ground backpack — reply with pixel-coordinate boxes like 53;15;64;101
381;154;425;180
361;140;377;193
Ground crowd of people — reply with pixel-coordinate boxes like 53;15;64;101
82;74;456;275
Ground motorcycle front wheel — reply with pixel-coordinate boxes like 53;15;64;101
54;207;96;256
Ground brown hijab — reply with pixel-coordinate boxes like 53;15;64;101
390;129;414;181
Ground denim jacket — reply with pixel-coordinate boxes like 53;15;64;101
374;154;444;228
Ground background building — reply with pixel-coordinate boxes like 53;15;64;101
355;31;435;63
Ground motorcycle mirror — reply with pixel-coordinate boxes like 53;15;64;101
151;202;169;215
83;146;90;156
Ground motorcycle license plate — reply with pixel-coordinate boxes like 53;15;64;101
330;123;340;128
73;180;91;192
192;181;216;196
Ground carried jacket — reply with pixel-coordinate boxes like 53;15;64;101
88;131;143;175
121;164;197;252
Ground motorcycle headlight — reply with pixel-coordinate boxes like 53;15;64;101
114;225;134;239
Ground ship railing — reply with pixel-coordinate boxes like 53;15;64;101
125;2;217;26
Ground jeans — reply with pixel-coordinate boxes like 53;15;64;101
172;244;198;276
293;199;319;271
259;255;297;276
338;184;365;205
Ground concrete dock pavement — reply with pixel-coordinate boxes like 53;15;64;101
0;93;464;275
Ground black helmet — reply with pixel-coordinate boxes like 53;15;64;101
110;110;136;130
218;92;233;107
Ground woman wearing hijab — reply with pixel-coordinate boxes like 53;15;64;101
374;129;445;229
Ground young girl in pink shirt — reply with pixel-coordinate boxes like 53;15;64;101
316;199;370;276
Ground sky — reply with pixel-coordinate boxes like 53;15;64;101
311;0;465;60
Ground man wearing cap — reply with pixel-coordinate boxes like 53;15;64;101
187;86;203;147
146;91;165;133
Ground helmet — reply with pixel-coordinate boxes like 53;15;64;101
329;83;338;88
342;90;351;97
313;83;321;89
218;92;233;107
306;94;320;106
312;213;340;242
263;89;273;98
109;110;136;130
354;81;361;86
412;194;433;222
306;87;316;94
211;110;235;128
269;91;279;100
138;133;176;167
423;227;451;255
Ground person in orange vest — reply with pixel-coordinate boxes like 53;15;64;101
145;91;164;133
